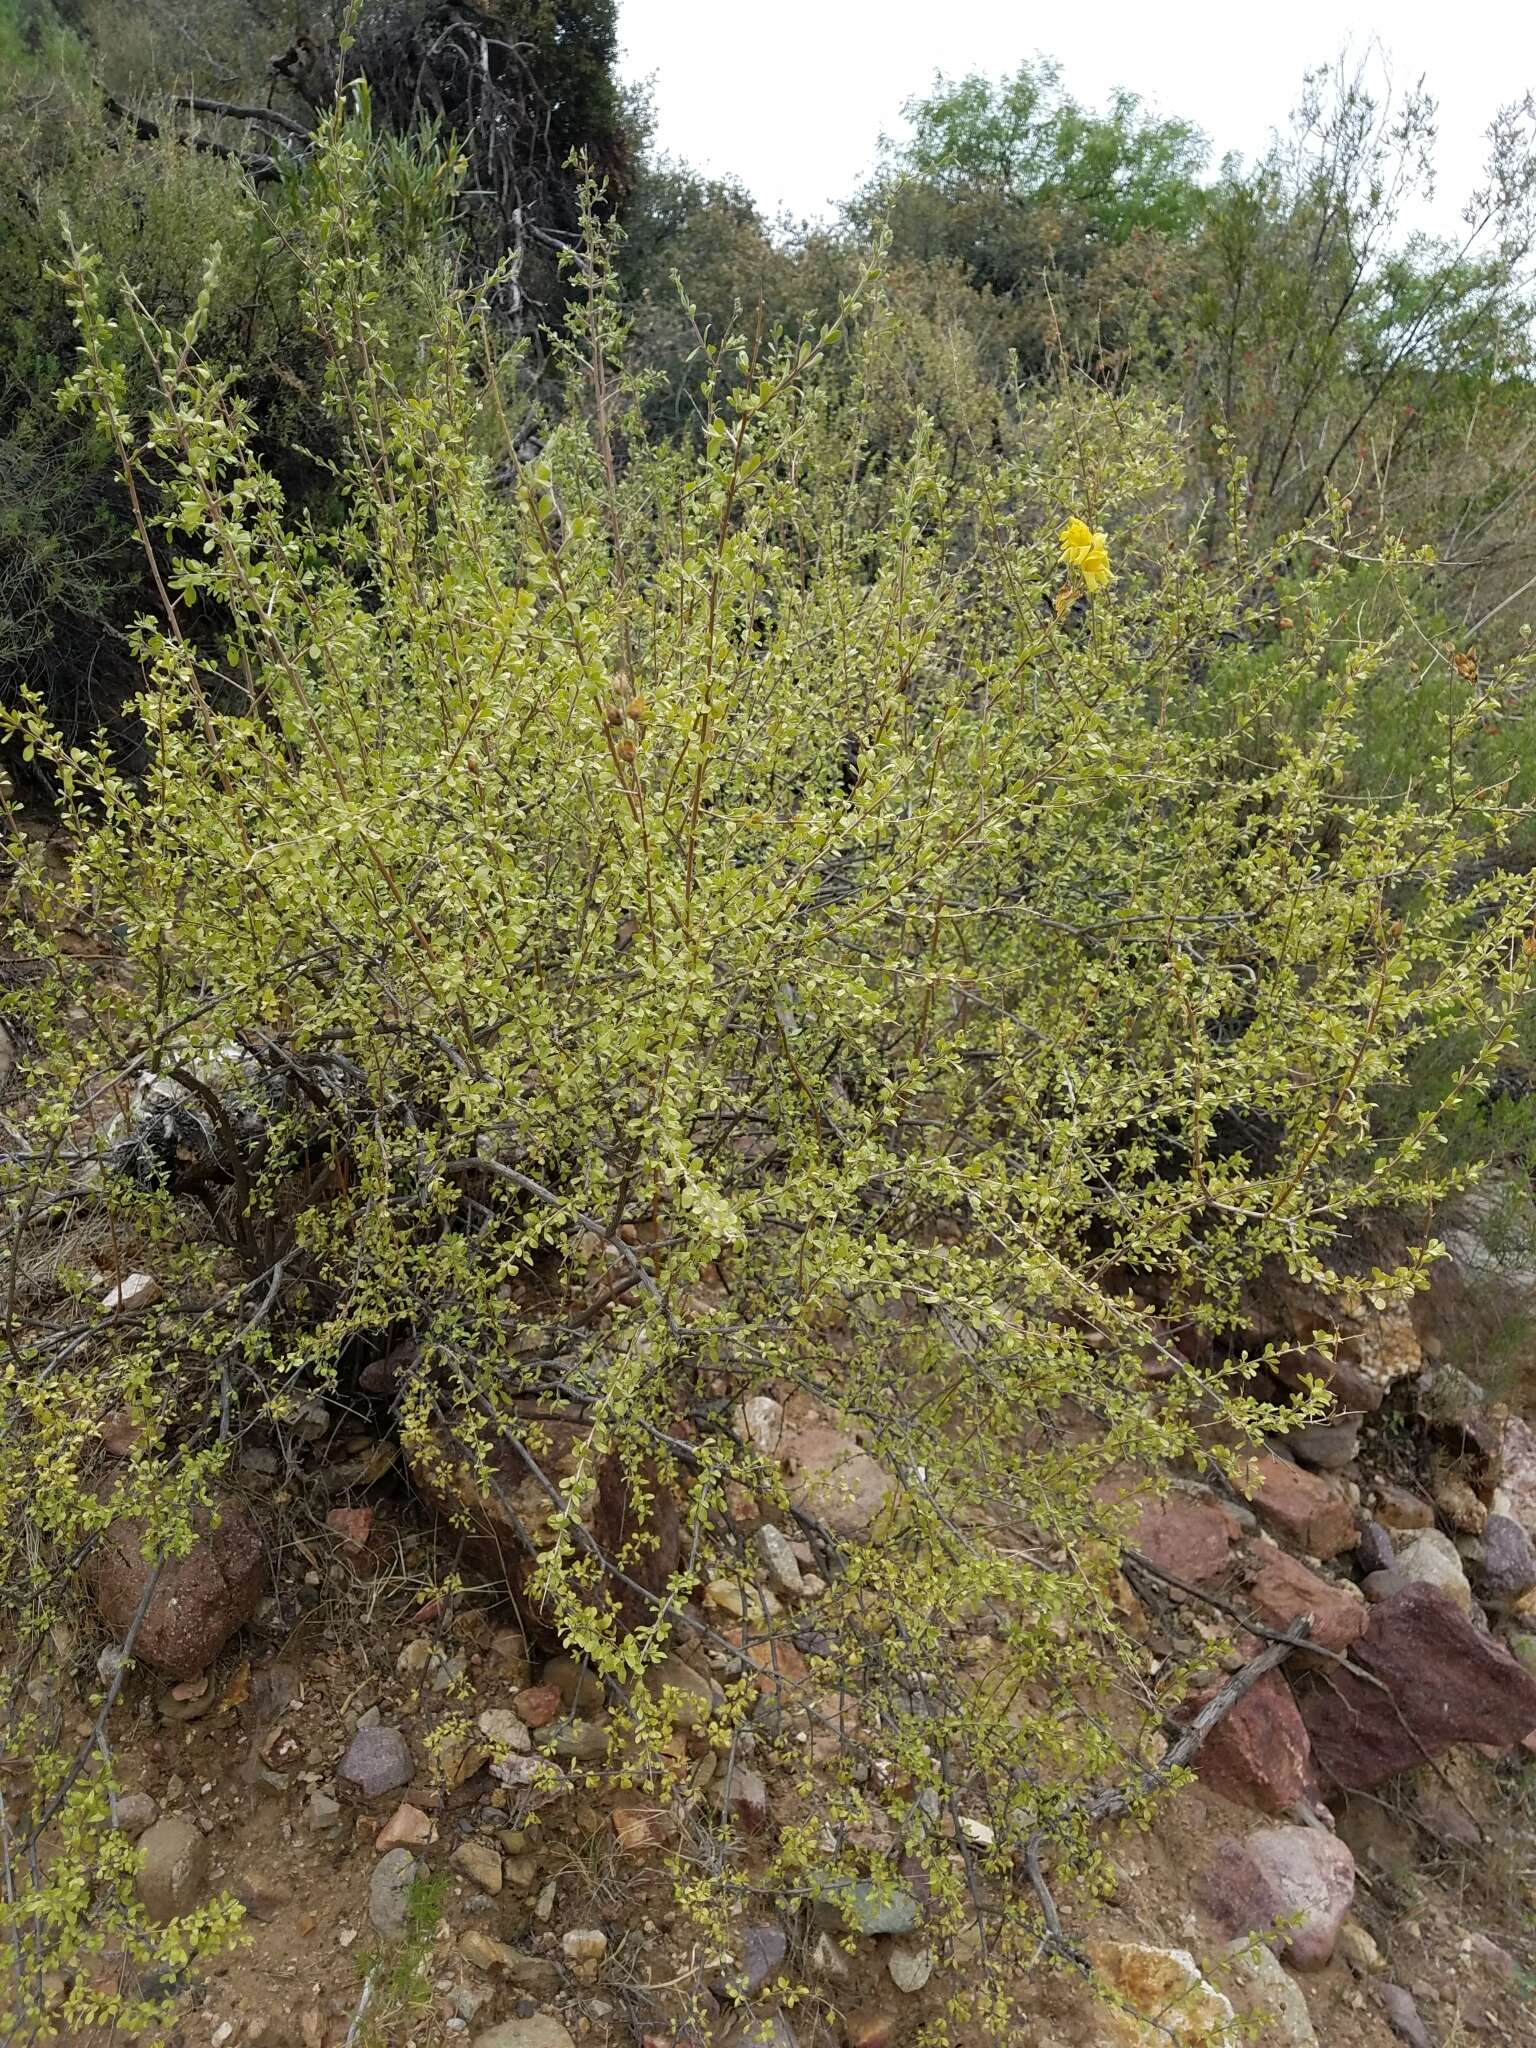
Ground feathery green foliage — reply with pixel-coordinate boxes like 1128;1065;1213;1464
3;112;1536;2034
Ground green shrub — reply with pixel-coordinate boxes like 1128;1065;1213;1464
3;114;1534;2036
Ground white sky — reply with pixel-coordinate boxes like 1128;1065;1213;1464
618;1;1536;242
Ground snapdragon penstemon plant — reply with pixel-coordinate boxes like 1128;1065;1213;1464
2;109;1533;2039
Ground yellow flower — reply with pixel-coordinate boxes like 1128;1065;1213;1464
1059;516;1112;592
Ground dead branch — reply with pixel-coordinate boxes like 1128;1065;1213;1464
1022;1616;1314;1967
169;94;310;138
98;91;281;184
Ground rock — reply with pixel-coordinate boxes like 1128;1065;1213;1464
542;1656;605;1713
325;1506;384;1578
719;2015;799;2048
1354;1522;1396;1576
114;1791;159;1838
1417;1361;1491;1429
1223;1939;1317;2046
101;1271;161;1315
1086;1941;1237;2044
1296;1583;1536;1787
1353;1308;1423;1393
1336;1919;1384;1973
1200;1825;1355;1969
1379;1983;1431;2048
737;1395;786;1457
754;1522;804;1597
338;1725;412;1800
1130;1495;1242;1586
1479;1514;1536;1602
1492;1415;1536;1538
88;1495;267;1680
1463;1931;1515;1981
541;1716;609;1761
1184;1667;1310;1813
231;1870;293;1923
712;1572;786;1622
1246;1548;1368;1663
1284;1412;1363;1473
1411;1776;1483;1851
1509;1631;1536;1677
844;2014;899;2048
133;1817;210;1923
721;1763;770;1834
1372;1484;1434;1532
490;1751;571;1807
490;1631;532;1683
1434;1471;1486;1534
1243;1455;1356;1560
1361;1568;1413;1603
887;1940;932;1995
375;1802;435;1851
451;1840;503;1894
513;1684;564;1727
734;1922;788;1994
1274;1346;1385;1416
1391;1527;1473;1611
561;1926;607;1980
306;1788;341;1829
642;1654;719;1728
412;1413;680;1637
471;2022;576;2048
814;1878;922;1936
611;1805;672;1852
477;1708;532;1756
368;1849;417;1938
808;1930;851;1982
458;1933;560;1995
784;1424;895;1539
100;1409;143;1457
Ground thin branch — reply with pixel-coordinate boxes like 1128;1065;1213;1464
169;94;310;138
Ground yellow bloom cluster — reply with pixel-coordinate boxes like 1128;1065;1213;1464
1059;516;1112;592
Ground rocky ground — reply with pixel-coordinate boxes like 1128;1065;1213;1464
37;1198;1536;2048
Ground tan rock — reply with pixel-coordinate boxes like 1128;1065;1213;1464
1373;1483;1434;1532
784;1424;895;1538
375;1802;435;1851
611;1805;673;1851
1087;1940;1236;2044
451;1840;503;1894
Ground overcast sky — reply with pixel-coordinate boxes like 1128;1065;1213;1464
617;1;1536;242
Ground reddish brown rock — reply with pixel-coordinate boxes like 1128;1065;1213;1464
1297;1582;1536;1789
88;1494;267;1679
325;1506;387;1579
1243;1455;1355;1559
1246;1547;1369;1664
1130;1495;1243;1586
410;1410;681;1638
1183;1668;1310;1813
512;1684;563;1728
1200;1824;1355;1970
